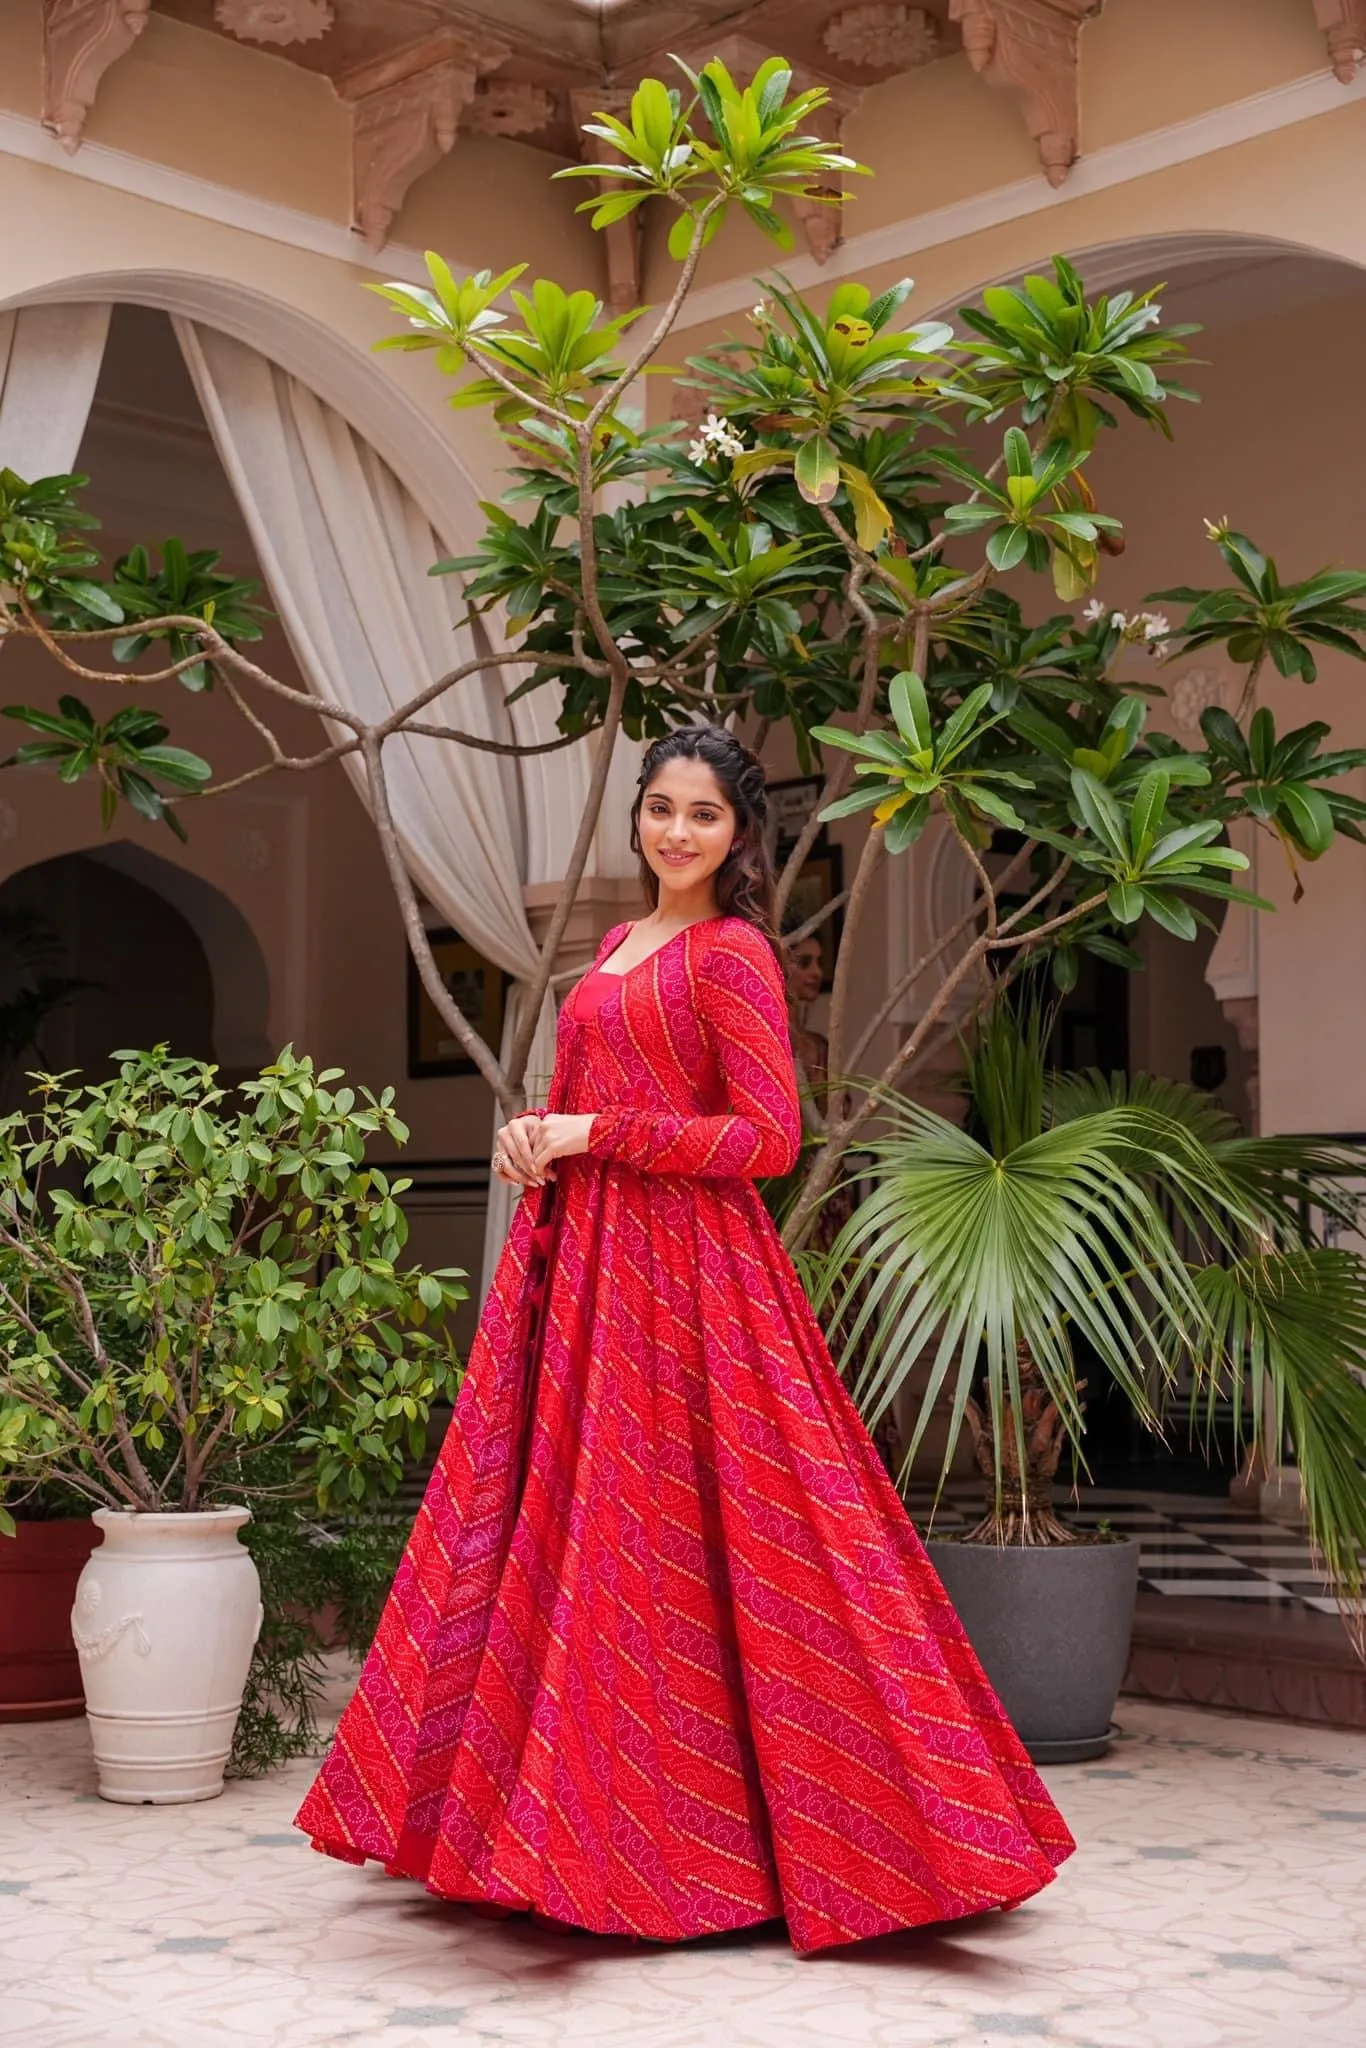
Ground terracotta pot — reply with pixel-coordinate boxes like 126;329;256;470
0;1516;99;1722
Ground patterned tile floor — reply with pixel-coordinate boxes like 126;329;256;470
904;1484;1350;1617
3;1694;1364;2048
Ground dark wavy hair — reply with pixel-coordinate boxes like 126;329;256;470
630;725;778;944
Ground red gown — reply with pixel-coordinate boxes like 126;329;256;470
295;914;1074;1952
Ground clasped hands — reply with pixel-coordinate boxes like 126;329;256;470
492;1112;597;1189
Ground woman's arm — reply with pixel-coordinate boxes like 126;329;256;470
584;924;801;1180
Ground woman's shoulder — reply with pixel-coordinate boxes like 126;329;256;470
698;916;784;982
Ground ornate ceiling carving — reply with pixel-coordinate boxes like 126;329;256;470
333;27;509;250
823;6;940;70
467;80;556;140
948;0;1103;188
1314;1;1366;80
213;0;334;47
41;0;151;153
34;3;1366;283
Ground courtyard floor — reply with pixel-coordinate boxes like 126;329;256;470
2;1696;1363;2048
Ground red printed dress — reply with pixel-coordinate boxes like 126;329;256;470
295;914;1074;1952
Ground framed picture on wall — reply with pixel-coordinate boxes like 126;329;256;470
764;776;846;994
407;928;511;1078
764;774;824;857
781;839;845;993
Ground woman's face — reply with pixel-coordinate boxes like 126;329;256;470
788;936;824;1004
637;757;737;897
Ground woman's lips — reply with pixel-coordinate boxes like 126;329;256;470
661;850;697;864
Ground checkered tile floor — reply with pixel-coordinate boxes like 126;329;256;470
903;1484;1348;1616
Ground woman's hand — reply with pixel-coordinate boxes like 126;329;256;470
492;1114;549;1189
527;1113;597;1176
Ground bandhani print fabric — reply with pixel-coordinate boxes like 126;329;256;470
295;914;1075;1952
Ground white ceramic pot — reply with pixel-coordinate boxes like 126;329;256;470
71;1507;263;1805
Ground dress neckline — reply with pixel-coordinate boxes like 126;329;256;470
596;914;725;981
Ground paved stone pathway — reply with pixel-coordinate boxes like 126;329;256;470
2;1697;1363;2047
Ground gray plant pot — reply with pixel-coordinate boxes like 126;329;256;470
926;1535;1140;1764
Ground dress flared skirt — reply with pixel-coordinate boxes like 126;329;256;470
295;1159;1074;1954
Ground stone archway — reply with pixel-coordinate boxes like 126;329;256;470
0;841;271;1092
0;269;491;556
893;231;1366;1137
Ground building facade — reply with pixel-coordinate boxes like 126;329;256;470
2;0;1366;1321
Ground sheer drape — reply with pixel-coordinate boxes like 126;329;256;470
0;303;112;660
0;303;110;479
173;317;582;1292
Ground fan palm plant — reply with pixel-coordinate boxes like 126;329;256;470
808;999;1366;1627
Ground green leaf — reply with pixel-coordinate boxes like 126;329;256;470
1279;783;1335;858
668;209;700;261
1070;767;1130;863
1139;885;1198;940
986;525;1030;573
1107;880;1144;924
1128;767;1170;861
882;794;930;853
888;670;930;750
793;433;840;506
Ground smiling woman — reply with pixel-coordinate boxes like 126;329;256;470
296;725;1075;1952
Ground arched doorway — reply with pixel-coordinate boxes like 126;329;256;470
0;844;270;1103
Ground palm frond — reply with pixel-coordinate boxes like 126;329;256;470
1192;1250;1366;1643
813;1095;1206;1498
1052;1067;1366;1246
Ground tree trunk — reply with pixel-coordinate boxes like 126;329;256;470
961;1342;1087;1545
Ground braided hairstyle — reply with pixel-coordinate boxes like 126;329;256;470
629;725;778;945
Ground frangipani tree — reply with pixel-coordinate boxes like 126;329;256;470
2;52;1366;1276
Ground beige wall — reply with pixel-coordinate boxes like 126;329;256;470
0;2;599;286
1024;273;1366;1136
4;3;1366;1151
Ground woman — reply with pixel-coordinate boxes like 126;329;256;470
296;726;1074;1953
786;926;838;1109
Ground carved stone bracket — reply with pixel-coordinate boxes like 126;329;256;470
334;29;508;252
948;0;1104;187
570;89;645;314
41;0;150;154
1314;1;1366;81
682;34;862;266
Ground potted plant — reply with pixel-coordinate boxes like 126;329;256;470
0;1046;466;1803
807;997;1366;1760
0;1477;98;1722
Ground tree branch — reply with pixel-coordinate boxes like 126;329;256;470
360;734;509;1105
846;841;1035;1074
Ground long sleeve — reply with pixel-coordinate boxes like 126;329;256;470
587;921;801;1179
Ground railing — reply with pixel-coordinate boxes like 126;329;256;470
366;1156;491;1219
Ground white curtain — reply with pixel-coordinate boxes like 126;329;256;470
0;303;110;479
0;303;112;659
173;317;586;1295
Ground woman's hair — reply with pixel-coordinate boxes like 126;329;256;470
630;725;778;942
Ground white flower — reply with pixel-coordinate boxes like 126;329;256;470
688;411;745;464
1147;638;1170;661
1082;598;1106;622
1110;610;1128;632
1142;612;1170;640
